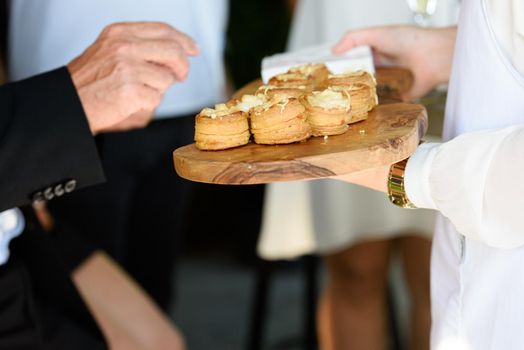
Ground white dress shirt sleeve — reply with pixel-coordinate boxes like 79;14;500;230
0;208;25;265
404;125;524;249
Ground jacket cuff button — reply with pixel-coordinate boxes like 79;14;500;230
65;179;77;193
54;184;65;197
44;187;55;200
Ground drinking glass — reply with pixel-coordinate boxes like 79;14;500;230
406;0;439;26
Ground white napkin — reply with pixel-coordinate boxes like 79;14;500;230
261;44;375;83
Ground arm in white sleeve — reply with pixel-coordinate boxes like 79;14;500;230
404;125;524;248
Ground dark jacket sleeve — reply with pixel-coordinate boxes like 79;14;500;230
0;67;105;212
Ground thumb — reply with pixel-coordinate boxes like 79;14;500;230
401;78;434;102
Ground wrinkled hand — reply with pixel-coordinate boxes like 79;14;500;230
333;26;456;101
67;22;199;134
103;110;154;133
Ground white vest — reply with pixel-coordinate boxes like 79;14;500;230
432;0;524;349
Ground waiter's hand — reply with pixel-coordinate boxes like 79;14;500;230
67;22;199;135
332;165;390;193
333;26;456;101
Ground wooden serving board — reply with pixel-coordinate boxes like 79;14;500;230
173;68;426;185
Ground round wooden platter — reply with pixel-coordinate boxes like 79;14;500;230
173;68;426;185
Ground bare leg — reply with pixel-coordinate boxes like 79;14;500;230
317;289;334;350
318;239;392;350
72;251;186;350
398;235;431;350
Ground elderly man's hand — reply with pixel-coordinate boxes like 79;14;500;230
67;22;199;134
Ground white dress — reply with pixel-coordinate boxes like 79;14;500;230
258;0;458;259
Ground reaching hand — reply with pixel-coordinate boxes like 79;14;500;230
333;26;456;101
68;22;200;135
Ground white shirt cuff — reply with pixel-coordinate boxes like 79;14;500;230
404;143;440;210
0;208;25;265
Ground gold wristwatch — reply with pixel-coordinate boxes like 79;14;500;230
387;158;417;209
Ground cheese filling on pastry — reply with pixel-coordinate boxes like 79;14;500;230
331;84;378;106
257;95;291;113
200;103;234;119
307;89;351;110
259;84;308;92
235;94;267;112
272;73;307;82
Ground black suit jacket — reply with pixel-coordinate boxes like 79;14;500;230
0;8;106;348
0;67;104;212
0;67;107;349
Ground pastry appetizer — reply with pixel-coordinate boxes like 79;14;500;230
256;84;309;99
288;63;330;89
329;70;378;108
268;72;313;90
328;70;376;88
302;88;351;136
194;104;250;150
251;96;311;145
330;84;375;123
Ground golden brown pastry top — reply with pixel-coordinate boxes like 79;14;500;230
328;70;376;87
197;104;249;125
268;72;312;88
289;63;330;78
253;96;304;119
256;84;309;99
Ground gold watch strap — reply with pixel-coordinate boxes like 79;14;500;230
387;158;417;209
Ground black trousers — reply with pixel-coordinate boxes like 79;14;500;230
0;263;105;350
49;116;195;309
0;208;106;350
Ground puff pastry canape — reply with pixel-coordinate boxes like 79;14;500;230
330;84;375;123
288;63;330;89
302;88;352;137
329;70;378;109
251;96;311;145
256;84;309;99
328;70;376;87
194;104;250;150
268;72;314;90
